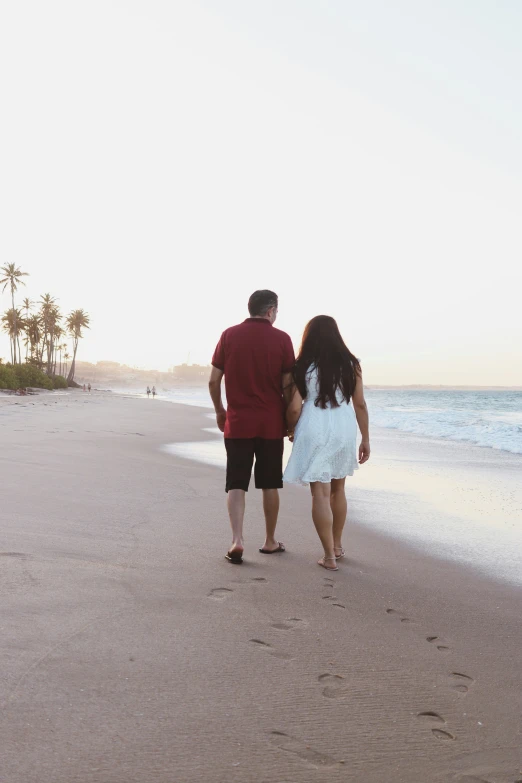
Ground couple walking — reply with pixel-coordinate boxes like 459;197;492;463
208;290;370;572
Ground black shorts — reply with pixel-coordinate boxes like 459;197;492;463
225;438;284;493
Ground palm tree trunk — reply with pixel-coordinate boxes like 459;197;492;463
47;336;53;375
67;339;79;384
11;288;17;364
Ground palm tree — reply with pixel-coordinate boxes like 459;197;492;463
1;309;24;364
66;309;90;384
22;297;33;360
0;264;28;364
63;351;70;378
51;323;64;375
58;341;67;377
38;293;56;368
24;314;42;364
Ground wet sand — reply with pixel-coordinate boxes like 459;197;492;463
1;391;521;783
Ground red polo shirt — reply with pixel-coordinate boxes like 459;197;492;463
212;318;295;439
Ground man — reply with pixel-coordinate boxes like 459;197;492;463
209;290;295;564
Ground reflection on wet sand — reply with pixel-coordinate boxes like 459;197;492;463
164;425;522;587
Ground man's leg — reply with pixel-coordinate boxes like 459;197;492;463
227;490;246;554
261;489;280;551
255;439;285;552
225;439;255;557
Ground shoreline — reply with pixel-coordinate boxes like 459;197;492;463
162;404;522;589
1;391;521;782
111;387;522;459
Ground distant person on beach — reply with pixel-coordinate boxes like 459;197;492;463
284;316;370;571
152;386;156;398
146;386;151;398
209;289;295;564
83;384;86;392
88;383;91;393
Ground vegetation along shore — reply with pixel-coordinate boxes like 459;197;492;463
0;263;90;391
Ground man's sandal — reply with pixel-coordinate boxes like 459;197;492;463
225;550;243;564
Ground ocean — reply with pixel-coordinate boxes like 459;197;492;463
145;387;522;456
368;389;522;455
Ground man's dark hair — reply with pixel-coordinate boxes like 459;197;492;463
248;290;278;317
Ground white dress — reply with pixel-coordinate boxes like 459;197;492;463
283;366;359;486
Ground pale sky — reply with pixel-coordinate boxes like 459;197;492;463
1;0;521;385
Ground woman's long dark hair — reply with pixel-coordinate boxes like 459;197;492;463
293;316;360;409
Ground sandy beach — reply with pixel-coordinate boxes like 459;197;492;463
1;391;521;783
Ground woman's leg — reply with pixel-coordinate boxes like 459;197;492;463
310;482;336;565
330;478;347;556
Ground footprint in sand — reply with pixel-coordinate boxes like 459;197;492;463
269;731;337;767
321;579;339;600
417;711;455;740
449;672;474;694
451;747;522;782
271;618;306;631
426;635;451;652
249;639;292;660
386;608;414;623
208;587;234;601
318;673;347;699
460;777;522;783
457;770;522;783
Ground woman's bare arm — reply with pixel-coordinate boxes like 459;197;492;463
352;370;370;463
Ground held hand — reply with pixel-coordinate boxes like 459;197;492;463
216;410;227;433
287;430;294;442
359;440;370;464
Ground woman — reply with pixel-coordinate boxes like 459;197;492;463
284;316;370;571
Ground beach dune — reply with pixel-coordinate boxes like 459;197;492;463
1;392;521;783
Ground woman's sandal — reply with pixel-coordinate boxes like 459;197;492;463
317;556;338;571
334;548;345;560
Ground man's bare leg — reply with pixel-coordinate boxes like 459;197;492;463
260;489;282;551
227;489;246;554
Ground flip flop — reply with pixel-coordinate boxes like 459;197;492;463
225;550;243;564
259;542;286;554
334;548;345;560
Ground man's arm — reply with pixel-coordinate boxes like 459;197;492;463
282;372;294;408
285;381;303;436
209;366;226;432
